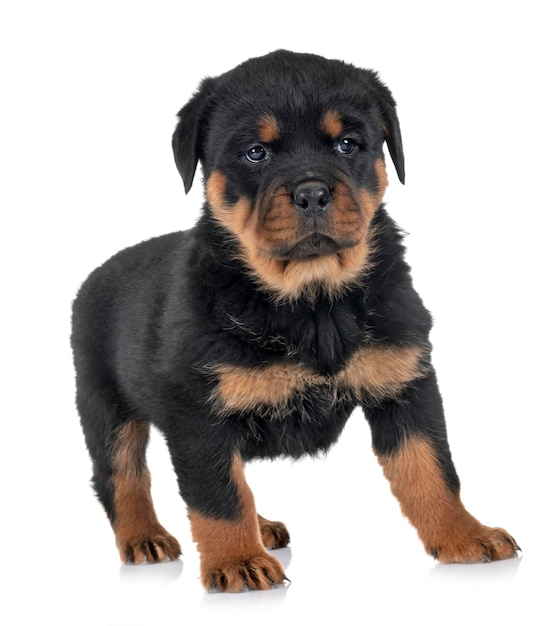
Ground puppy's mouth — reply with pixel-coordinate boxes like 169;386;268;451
271;233;352;260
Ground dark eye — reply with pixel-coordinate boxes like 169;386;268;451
245;145;268;163
337;138;359;155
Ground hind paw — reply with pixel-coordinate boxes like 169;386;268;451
118;530;182;564
258;515;290;549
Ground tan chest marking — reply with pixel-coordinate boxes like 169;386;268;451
211;344;427;414
337;344;428;402
212;362;324;414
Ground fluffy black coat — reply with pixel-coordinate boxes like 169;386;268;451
71;50;518;591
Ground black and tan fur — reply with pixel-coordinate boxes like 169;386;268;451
71;50;519;592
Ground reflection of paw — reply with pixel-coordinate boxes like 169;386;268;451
203;553;287;592
118;531;182;564
258;515;290;549
429;525;520;563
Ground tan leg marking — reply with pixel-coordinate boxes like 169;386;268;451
378;437;519;563
189;455;286;592
112;419;181;564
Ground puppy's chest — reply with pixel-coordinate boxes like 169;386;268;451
210;342;427;418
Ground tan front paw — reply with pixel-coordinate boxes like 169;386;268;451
428;525;520;563
201;553;287;592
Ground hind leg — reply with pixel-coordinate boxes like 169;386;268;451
80;397;181;564
108;418;181;563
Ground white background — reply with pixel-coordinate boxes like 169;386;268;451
1;1;533;624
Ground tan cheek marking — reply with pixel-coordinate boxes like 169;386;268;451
258;115;280;143
206;171;369;301
357;158;389;225
212;362;323;414
241;180;376;301
205;171;375;303
206;170;254;235
322;110;344;138
205;169;227;211
257;185;300;249
337;344;427;401
358;188;377;225
328;182;364;240
375;157;388;198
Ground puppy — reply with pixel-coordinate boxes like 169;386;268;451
71;50;519;592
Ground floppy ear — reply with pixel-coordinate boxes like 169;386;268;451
382;103;405;185
362;69;405;185
172;77;216;194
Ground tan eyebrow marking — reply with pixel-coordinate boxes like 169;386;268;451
258;115;280;143
322;110;344;138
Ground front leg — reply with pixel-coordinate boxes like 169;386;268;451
188;454;287;591
364;372;519;563
169;433;287;592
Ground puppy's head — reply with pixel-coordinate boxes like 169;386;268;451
173;50;404;301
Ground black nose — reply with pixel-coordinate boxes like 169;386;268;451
293;181;331;218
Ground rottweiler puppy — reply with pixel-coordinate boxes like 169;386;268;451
71;50;519;592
